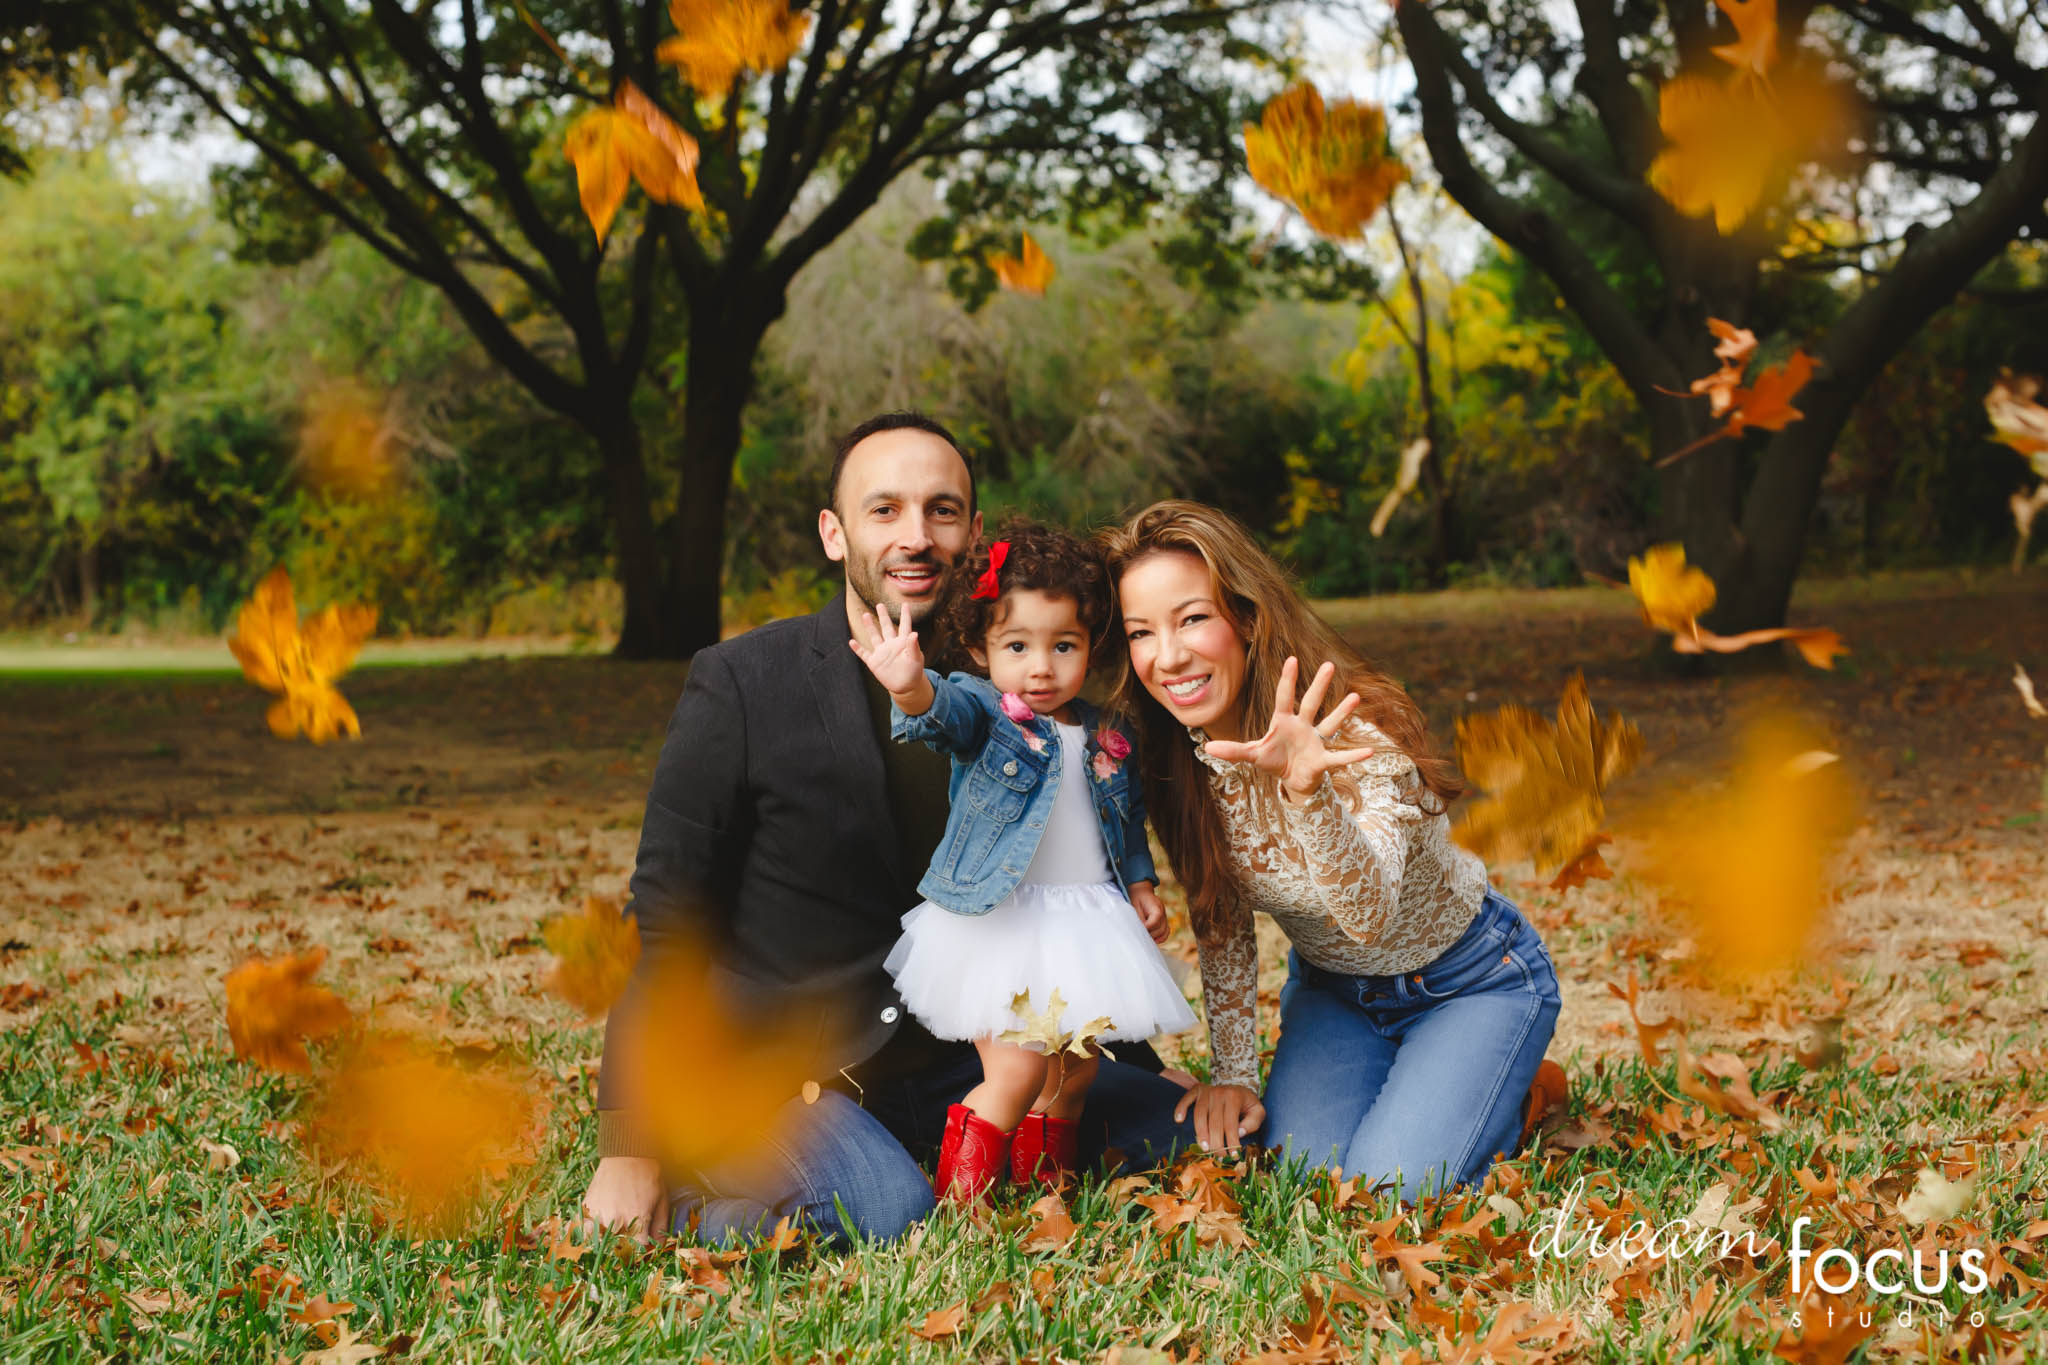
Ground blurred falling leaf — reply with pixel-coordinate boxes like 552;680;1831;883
1897;1167;1976;1224
1454;673;1643;875
2016;663;2047;719
299;379;401;499
1773;1287;1877;1365
1369;437;1431;538
1243;83;1407;241
1633;713;1859;981
2011;484;2048;570
303;1029;546;1235
1689;318;1757;416
224;945;352;1074
1626;542;1846;669
615;937;823;1174
1985;370;2048;475
989;232;1055;296
657;0;810;100
541;895;640;1018
1648;62;1855;236
228;569;378;743
1793;1015;1844;1069
563;80;703;244
1605;971;1678;1067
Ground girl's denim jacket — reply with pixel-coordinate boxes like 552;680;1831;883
891;670;1156;916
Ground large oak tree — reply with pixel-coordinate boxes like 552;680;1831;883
55;0;1277;657
1394;1;2048;633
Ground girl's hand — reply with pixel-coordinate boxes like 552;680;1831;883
1200;657;1374;801
1172;1082;1266;1154
848;601;927;698
579;1156;668;1244
1128;881;1170;944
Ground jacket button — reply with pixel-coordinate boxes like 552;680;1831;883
880;1006;900;1024
1002;760;1018;776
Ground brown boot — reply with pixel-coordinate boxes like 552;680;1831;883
933;1103;1012;1203
1009;1111;1080;1189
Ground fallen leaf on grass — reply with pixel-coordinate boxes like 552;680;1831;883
541;895;640;1018
1897;1167;1976;1224
1436;1299;1578;1365
298;1319;383;1365
1454;674;1642;875
1772;1287;1876;1365
910;1301;968;1341
198;1138;241;1171
1605;971;1678;1067
227;569;377;744
1022;1192;1076;1251
1632;713;1859;981
224;946;352;1075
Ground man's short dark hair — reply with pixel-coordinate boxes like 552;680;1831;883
829;411;975;518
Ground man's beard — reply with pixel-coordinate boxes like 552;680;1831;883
846;551;952;626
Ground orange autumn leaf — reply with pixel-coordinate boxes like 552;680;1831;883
1632;713;1859;982
909;1301;968;1341
541;895;641;1018
1605;970;1678;1068
563;80;702;244
1725;349;1816;437
1773;1287;1877;1365
227;569;377;744
1648;65;1856;235
1453;673;1643;876
224;945;352;1075
1243;83;1407;241
989;232;1055;296
1628;543;1717;639
657;0;810;100
1548;835;1613;893
302;1029;547;1235
1021;1192;1078;1251
1710;0;1779;80
615;935;822;1173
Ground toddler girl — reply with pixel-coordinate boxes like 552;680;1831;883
850;519;1195;1201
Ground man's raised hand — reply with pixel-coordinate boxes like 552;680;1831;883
849;601;927;696
1200;657;1374;801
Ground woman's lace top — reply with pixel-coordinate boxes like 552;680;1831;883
1191;721;1488;1090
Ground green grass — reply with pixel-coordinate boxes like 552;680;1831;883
4;996;2044;1361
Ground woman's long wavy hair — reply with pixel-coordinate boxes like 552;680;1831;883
1097;500;1465;947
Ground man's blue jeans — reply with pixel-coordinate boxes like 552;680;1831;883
1258;889;1561;1202
668;1050;1193;1245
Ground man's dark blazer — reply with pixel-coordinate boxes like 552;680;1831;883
595;589;1161;1137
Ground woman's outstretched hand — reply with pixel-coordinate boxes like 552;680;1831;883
1200;657;1374;800
849;601;928;698
1173;1081;1266;1154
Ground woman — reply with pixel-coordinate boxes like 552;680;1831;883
1100;501;1565;1202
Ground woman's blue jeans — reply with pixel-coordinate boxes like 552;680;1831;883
1259;889;1561;1202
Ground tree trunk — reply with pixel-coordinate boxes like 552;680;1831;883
662;289;785;659
598;414;673;660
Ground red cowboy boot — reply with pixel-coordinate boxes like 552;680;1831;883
933;1103;1012;1203
1009;1111;1080;1189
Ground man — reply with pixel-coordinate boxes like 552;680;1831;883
580;411;1195;1243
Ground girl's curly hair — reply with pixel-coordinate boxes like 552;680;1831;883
933;516;1115;675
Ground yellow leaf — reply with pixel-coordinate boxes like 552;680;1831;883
1633;712;1859;981
303;1029;547;1235
1627;543;1717;637
1709;0;1778;80
657;0;810;100
1897;1167;1976;1224
1647;65;1856;235
299;379;401;499
227;569;377;744
1243;82;1407;241
616;936;823;1174
1453;674;1643;874
224;945;352;1075
541;895;641;1018
1985;369;2048;477
563;83;703;244
989;232;1055;296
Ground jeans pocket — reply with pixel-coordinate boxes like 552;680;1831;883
1411;921;1525;1002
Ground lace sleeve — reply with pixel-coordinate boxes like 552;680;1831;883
1274;734;1429;949
1195;916;1262;1091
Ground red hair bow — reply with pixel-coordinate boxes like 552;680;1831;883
970;541;1010;600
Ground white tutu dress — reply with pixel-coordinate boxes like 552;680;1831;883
884;720;1198;1045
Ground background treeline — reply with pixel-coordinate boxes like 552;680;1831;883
4;153;2041;637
